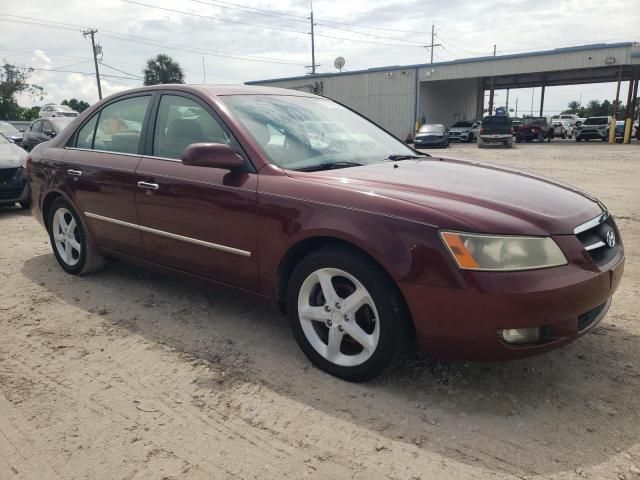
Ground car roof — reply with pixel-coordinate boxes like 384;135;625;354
98;84;318;104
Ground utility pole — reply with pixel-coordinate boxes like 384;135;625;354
306;6;319;74
428;25;442;64
83;28;102;100
515;97;518;117
202;57;206;85
493;44;496;56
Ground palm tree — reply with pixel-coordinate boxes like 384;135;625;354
143;54;185;86
566;100;582;114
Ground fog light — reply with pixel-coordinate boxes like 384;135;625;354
499;327;540;344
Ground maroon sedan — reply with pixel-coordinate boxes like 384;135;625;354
27;85;624;381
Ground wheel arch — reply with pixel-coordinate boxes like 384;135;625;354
275;235;410;320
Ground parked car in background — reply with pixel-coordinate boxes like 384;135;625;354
39;104;79;118
575;116;611;142
510;117;523;135
414;124;449;148
0;121;24;147
0;132;30;208
478;115;513;147
516;117;554;143
22;117;74;151
27;84;625;381
552;120;574;139
447;120;479;143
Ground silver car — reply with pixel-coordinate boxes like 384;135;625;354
447;120;480;143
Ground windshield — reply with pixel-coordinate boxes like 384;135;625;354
451;121;473;128
525;117;547;126
50;117;74;131
584;117;609;125
221;94;417;171
0;122;19;134
0;134;9;144
418;124;445;133
482;116;509;125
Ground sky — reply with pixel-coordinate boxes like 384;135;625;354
1;0;639;115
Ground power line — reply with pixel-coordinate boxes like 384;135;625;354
16;66;141;80
99;62;144;80
0;14;305;66
121;0;426;48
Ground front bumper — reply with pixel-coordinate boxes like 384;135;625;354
576;131;606;140
400;246;624;360
414;137;448;147
0;169;29;205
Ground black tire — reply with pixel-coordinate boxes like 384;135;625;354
538;132;545;142
561;133;566;139
467;133;474;143
46;197;106;275
515;134;521;143
19;201;30;209
287;246;411;382
575;137;581;142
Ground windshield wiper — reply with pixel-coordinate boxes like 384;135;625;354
296;161;364;172
385;154;428;161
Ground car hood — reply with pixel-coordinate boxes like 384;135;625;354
0;143;27;168
289;158;602;235
448;127;472;132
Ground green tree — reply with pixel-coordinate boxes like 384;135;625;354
0;63;45;120
143;54;185;86
565;100;582;114
584;99;602;118
61;98;90;113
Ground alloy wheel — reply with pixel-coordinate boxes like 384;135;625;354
52;207;81;266
297;267;380;367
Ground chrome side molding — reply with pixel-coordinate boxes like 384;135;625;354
84;212;251;258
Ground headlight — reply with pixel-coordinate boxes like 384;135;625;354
440;231;567;271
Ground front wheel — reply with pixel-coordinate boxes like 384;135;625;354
47;198;106;275
287;247;409;382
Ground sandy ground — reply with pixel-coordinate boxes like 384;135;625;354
1;140;639;480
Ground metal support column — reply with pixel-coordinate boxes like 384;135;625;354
488;77;495;116
609;65;622;144
623;72;636;144
539;84;546;116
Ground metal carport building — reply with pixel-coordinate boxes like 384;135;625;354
246;42;640;140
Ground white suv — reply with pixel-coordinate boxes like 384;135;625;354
39;104;79;118
575;116;611;142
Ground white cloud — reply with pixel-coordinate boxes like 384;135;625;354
2;0;638;113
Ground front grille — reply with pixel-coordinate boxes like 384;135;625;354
0;188;23;200
575;213;619;265
0;168;18;182
577;302;607;331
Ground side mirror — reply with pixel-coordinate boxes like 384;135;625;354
44;129;56;138
181;143;244;170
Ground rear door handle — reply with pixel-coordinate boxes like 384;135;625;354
137;181;159;190
67;169;82;176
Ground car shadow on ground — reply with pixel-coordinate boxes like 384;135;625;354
22;253;640;477
0;205;31;218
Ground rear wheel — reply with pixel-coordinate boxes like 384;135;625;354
287;247;409;381
538;132;545;142
47;198;106;275
515;134;521;143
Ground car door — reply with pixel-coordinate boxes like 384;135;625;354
25;120;44;150
134;92;259;290
63;93;153;257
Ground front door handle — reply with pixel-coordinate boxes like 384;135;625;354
137;181;159;190
67;169;82;176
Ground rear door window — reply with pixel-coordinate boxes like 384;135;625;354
93;96;151;154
